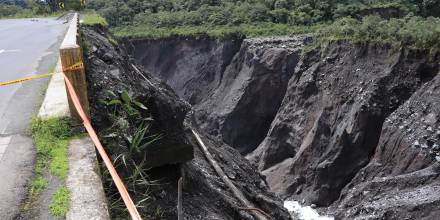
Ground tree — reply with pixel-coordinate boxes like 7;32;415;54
0;4;21;17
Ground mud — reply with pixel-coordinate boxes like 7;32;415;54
125;36;440;219
124;36;307;155
82;26;290;220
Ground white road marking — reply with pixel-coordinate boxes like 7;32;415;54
0;49;19;54
0;136;12;161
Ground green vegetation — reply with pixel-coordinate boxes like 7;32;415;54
82;11;108;27
317;15;440;52
0;0;82;19
49;186;71;217
0;3;61;19
28;118;73;217
30;177;48;196
85;0;440;39
99;90;160;218
113;22;321;39
26;161;47;206
31;117;72;180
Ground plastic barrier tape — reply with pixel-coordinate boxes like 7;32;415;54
0;62;84;87
0;73;54;87
62;73;142;220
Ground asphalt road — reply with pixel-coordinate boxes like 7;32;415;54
0;18;68;219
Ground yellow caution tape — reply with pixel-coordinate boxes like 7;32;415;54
0;62;84;87
0;73;55;87
63;62;84;72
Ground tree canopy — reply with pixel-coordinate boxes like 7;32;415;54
0;0;84;18
86;0;440;27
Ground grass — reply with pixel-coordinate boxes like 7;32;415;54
49;140;69;179
31;117;71;181
0;11;63;20
30;177;48;196
82;11;108;27
27;117;73;217
111;22;321;39
49;186;71;217
315;15;440;53
97;91;163;219
92;8;440;54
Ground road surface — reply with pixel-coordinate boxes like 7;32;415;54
0;17;68;219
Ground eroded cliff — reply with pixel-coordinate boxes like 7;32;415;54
126;36;440;219
83;27;290;220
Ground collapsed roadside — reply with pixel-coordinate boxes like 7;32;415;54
82;25;291;220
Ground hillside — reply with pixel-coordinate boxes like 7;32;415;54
79;1;440;219
86;0;440;40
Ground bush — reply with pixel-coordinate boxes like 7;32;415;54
85;0;440;44
317;15;440;51
0;4;21;17
270;8;289;23
82;11;109;27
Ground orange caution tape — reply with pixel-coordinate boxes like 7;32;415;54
63;73;142;220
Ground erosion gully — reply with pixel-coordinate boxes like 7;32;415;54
83;25;440;220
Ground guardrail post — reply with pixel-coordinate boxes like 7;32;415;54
60;45;90;123
60;13;90;124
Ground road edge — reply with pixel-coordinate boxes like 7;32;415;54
37;14;110;220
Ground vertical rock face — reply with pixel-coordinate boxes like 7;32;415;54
125;36;306;154
84;27;194;168
84;27;291;220
334;74;440;219
249;43;439;206
126;34;440;218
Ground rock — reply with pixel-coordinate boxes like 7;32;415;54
120;32;440;218
124;36;306;155
85;28;194;168
250;41;440;207
335;74;440;219
102;52;113;63
83;26;291;220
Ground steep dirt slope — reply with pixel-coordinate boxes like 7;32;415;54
126;35;440;219
124;36;306;154
333;74;440;219
83;27;291;220
249;43;439;207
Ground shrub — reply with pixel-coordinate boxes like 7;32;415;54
317;15;440;51
82;11;109;27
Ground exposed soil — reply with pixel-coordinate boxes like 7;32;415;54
123;34;440;220
124;36;307;155
82;26;290;220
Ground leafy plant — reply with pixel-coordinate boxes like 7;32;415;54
99;89;162;219
101;90;148;117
